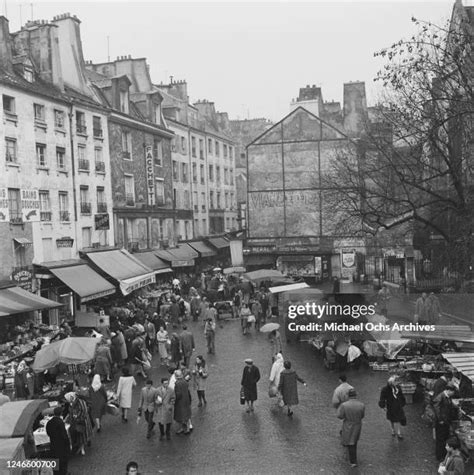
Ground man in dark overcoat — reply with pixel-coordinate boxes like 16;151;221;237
241;359;260;413
174;370;192;434
46;406;70;475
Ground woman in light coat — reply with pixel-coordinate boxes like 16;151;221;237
116;367;136;422
156;326;169;365
269;353;284;388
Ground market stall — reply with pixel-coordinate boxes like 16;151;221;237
0;400;49;460
0;438;32;475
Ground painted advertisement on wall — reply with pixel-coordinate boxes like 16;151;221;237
247;144;283;191
285;190;320;236
283;142;319;189
248;191;284;237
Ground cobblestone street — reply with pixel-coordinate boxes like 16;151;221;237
69;317;442;475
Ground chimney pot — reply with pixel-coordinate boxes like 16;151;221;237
306;84;310;88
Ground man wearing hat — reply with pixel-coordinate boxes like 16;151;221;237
173;370;192;434
241;359;261;413
337;388;365;468
433;383;459;461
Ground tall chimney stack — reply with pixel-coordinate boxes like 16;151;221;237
0;16;13;72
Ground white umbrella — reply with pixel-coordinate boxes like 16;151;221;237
260;322;280;333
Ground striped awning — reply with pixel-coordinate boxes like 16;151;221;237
0;285;62;317
401;325;474;344
442;352;474;381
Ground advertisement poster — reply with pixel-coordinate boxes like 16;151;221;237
0;2;471;475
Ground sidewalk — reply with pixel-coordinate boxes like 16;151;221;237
317;280;474;327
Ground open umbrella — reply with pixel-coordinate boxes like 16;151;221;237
32;337;100;372
260;322;280;333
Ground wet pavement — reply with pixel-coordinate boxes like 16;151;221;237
68;316;448;475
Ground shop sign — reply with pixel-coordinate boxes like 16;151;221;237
341;249;356;281
11;268;33;292
95;213;110;230
145;145;155;206
56;237;74;248
383;248;404;258
120;274;156;295
171;259;195;267
277;245;320;253
243;246;275;254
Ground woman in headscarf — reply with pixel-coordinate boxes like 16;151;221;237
269;353;284;391
156;325;169;365
14;360;30;400
378;375;406;439
278;360;307;417
89;374;107;433
65;392;93;455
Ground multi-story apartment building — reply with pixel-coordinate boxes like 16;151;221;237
0;15;113;278
156;80;238;238
86;56;176;251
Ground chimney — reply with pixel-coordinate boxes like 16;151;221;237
0;16;13;72
51;13;88;93
343;81;367;136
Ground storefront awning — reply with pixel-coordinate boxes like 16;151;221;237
49;265;116;302
133;252;172;274
207;237;230;249
155;244;197;267
0;285;62;317
187;241;217;258
442;352;474;381
400;325;474;344
85;249;155;295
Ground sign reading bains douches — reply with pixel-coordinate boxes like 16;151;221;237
0;188;41;220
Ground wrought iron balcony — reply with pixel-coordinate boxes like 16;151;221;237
80;202;91;215
40;211;52;221
95;161;105;173
97;202;107;213
78;159;90;171
59;211;70;221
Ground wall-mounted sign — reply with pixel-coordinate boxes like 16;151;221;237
56;237;74;248
341;248;356;281
11;268;33;292
95;213;110;230
145;145;155;206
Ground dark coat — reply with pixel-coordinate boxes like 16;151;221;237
46;416;70;458
379;385;406;423
278;369;305;406
180;331;195;356
170;337;182;365
337;398;365;446
432;377;448;398
241;364;260;402
89;385;107;419
174;379;191;423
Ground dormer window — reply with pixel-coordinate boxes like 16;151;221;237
24;68;34;82
154;104;161;124
119;90;129;114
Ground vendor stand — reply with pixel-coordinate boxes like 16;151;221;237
0;438;39;475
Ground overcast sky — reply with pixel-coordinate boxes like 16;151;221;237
3;1;454;121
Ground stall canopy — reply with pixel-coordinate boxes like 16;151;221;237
269;282;309;294
85;249;155;295
49;264;115;302
133;252;172;274
155;244;198;267
243;269;288;283
187;241;217;258
0;400;49;438
400;325;474;343
0;284;62;317
0;438;24;469
207;237;230;249
32;337;100;372
442;352;474;381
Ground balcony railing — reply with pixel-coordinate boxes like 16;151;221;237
97;202;107;213
76;123;87;135
156;196;165;206
59;211;70;221
125;194;135;206
78;159;90;171
95;161;105;173
80;202;91;214
194;205;199;212
122;151;131;159
9;212;23;224
201;205;206;211
93;128;103;138
40;211;52;221
6;152;17;163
